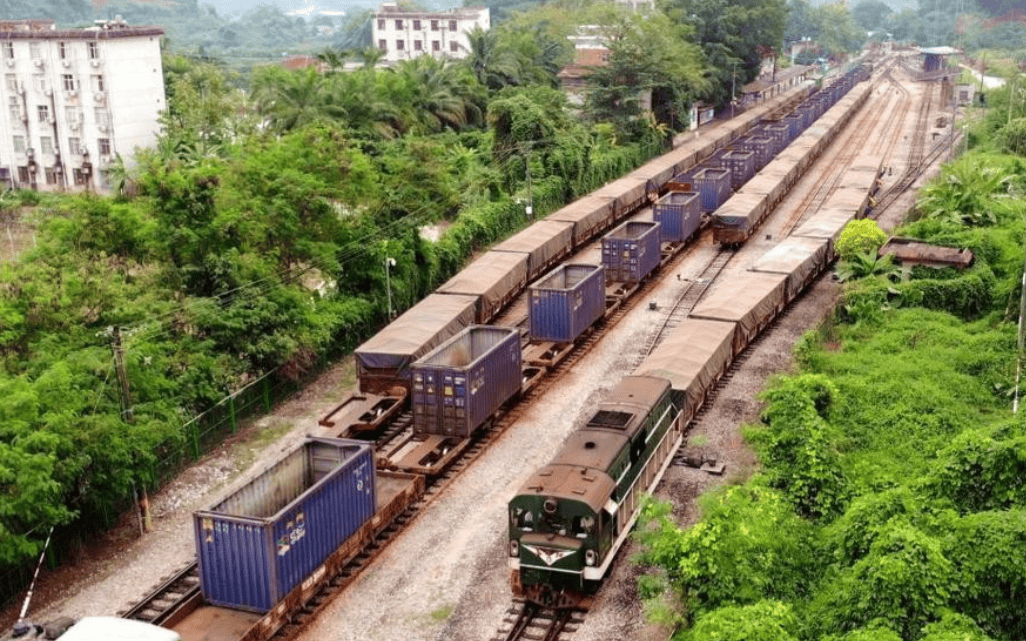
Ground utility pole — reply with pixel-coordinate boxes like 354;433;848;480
109;326;150;532
110;326;133;423
523;143;533;217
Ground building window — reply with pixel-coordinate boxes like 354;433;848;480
58;42;68;59
396;39;404;51
5;74;16;91
98;137;111;155
40;136;53;155
73;168;87;185
91;74;104;92
9;105;19;122
448;20;456;31
29;42;41;60
45;167;57;185
395;19;403;29
32;74;45;93
450;41;458;52
13;135;25;153
431;20;438;30
95;108;109;129
378;39;387;51
413;19;421;30
62;74;75;91
37;105;49;123
18;166;29;183
432;40;440;51
377;18;384;30
87;42;98;60
2;43;13;60
66;106;80;122
68;137;81;155
414;40;422;51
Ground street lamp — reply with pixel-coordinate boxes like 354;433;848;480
385;257;396;319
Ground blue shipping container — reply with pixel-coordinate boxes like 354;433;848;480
692;167;732;212
528;263;605;344
194;438;376;613
719;150;756;190
602;220;661;283
654;191;701;243
411;326;522;438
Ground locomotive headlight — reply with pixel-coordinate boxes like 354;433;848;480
585;549;597;566
510;539;519;557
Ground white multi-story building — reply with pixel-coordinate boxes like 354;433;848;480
0;18;165;193
371;2;489;64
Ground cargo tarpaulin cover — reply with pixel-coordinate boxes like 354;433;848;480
492;220;573;281
689;271;788;353
714;191;768;230
548;195;617;247
749;236;831;301
793;207;859;248
636;318;735;422
629;155;679;193
593;176;650;210
437;250;529;322
355;293;478;393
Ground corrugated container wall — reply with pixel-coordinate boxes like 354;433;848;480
194;438;376;613
411;326;522;438
718;150;756;190
653;191;701;244
692;167;732;212
528;263;605;344
735;136;774;171
602;220;661;283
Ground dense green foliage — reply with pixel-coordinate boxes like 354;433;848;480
638;128;1026;639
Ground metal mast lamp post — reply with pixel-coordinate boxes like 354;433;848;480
385;257;396;319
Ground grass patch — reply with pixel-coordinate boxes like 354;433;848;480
429;604;454;623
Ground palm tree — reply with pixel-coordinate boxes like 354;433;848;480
465;26;521;91
359;46;386;70
251;67;329;135
316;47;348;75
393;57;480;134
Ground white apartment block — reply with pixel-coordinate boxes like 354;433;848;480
371;3;490;64
0;18;165;194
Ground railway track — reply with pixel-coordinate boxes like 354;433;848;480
492;600;584;641
121;564;201;626
636;247;736;363
776;59;904;237
873;76;946;217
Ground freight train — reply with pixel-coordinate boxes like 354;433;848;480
507;137;884;608
132;62;882;641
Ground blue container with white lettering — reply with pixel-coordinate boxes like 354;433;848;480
194;437;375;612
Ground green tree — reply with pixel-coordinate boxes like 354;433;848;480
465;25;522;91
664;0;787;107
837;219;887;261
851;0;893;34
685;601;799;641
585;13;707;138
